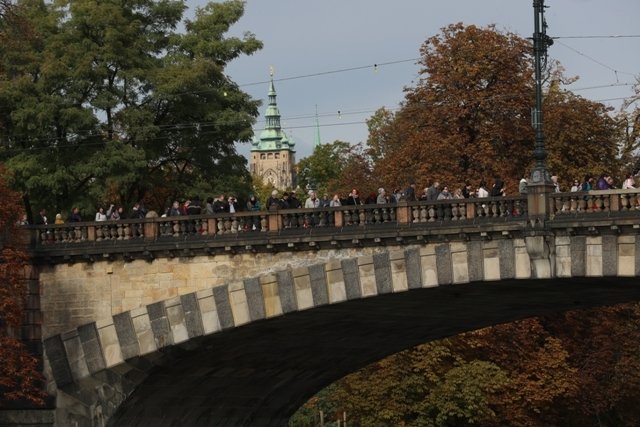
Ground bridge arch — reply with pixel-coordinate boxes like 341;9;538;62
41;232;640;426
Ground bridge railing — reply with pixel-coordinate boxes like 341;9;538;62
30;196;529;246
549;189;640;216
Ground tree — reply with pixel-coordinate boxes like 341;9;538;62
0;0;262;216
543;83;621;186
296;140;375;198
368;23;622;193
0;165;45;406
370;24;535;193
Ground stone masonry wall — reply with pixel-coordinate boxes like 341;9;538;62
40;247;396;338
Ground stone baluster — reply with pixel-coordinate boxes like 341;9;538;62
426;205;434;222
358;209;365;225
451;203;459;220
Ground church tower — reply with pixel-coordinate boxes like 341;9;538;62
249;73;296;190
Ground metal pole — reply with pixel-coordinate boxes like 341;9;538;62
530;0;552;185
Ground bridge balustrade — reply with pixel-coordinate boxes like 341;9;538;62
30;196;533;247
550;189;640;215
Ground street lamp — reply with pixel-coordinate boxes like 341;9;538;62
529;0;554;186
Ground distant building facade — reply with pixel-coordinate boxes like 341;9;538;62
249;78;296;190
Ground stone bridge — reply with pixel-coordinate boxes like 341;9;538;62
16;189;640;426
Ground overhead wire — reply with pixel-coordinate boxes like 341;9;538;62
1;34;638;151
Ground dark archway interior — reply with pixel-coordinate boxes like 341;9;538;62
108;277;640;426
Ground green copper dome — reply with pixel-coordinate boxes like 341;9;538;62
251;78;295;152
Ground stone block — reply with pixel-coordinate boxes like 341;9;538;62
451;251;469;284
602;235;618;277
309;264;329;306
146;301;172;349
292;267;314;310
61;330;89;381
165;298;188;344
96;321;123;368
373;252;393;295
404;247;422;290
514;239;531;279
357;256;377;297
246;277;267;321
213;284;234;330
435;243;452;285
325;263;347;304
77;322;105;374
180;292;204;339
341;258;362;300
466;240;484;282
260;276;283;318
43;335;73;387
420;246;438;287
196;288;221;334
570;236;587;277
276;270;298;313
228;280;250;326
586;237;603;277
483;257;501;281
389;250;409;292
130;308;156;356
113;312;140;360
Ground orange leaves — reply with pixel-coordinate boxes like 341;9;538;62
0;165;44;406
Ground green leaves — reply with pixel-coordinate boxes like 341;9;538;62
0;0;262;214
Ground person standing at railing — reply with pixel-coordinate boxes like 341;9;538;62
54;213;64;224
186;197;201;215
404;181;416;202
35;208;48;225
551;174;561;192
346;188;361;205
228;196;238;213
246;195;261;211
462;182;475;198
477;181;489;198
437;186;453;200
167;201;181;217
490;177;505;197
376;188;387;204
131;202;147;219
519;177;528;195
68;207;82;222
289;192;301;209
330;194;342;207
623;174;636;189
321;194;331;208
570;180;581;192
580;175;594;192
95;207;108;221
305;191;320;208
205;197;215;215
596;174;611;190
426;181;440;201
212;195;228;213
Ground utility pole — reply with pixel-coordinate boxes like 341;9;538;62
527;0;556;224
529;0;554;186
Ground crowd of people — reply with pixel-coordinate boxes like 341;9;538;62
28;172;637;225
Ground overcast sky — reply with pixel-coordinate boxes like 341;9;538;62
187;0;640;161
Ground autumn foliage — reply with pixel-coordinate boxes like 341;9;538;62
0;165;45;406
351;24;623;196
291;304;640;426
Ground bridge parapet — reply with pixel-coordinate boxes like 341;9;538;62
29;197;529;262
